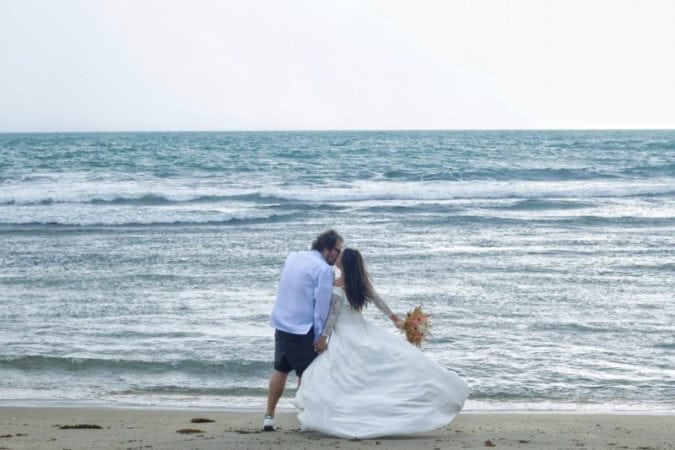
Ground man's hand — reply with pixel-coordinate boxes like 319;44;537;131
314;335;328;353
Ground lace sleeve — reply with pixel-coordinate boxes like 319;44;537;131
371;290;394;318
320;290;344;338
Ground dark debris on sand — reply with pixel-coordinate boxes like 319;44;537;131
176;428;204;434
59;424;103;429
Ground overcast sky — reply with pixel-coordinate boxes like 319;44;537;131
1;0;674;132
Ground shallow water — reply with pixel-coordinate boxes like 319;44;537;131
1;130;673;411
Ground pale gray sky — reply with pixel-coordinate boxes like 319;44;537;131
1;0;674;132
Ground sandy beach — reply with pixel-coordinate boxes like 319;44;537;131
0;407;672;450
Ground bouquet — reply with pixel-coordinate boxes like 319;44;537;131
402;306;431;347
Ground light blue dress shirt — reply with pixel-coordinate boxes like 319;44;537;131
270;250;334;342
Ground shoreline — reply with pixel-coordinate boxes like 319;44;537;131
3;398;674;415
1;407;674;449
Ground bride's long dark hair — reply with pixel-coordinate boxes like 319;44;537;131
341;248;375;311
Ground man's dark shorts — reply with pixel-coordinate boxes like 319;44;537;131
274;328;318;377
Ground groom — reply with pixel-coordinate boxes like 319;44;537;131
263;229;344;431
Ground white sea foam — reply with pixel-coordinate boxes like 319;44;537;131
1;175;673;206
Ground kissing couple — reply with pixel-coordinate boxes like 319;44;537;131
264;229;468;439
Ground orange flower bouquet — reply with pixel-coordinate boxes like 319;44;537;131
402;306;430;347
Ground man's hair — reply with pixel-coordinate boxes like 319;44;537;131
311;229;343;252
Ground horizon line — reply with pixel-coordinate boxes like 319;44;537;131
1;127;674;134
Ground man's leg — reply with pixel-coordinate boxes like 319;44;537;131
265;369;288;417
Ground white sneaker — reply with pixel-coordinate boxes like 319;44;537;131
263;415;275;431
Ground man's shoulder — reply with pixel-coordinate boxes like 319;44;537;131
293;250;322;260
288;250;329;269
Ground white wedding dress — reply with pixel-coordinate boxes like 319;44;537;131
293;287;468;439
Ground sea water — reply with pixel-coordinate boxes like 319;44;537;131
1;130;673;412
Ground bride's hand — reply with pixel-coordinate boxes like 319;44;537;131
391;315;404;329
314;335;328;353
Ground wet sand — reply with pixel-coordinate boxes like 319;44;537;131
0;407;673;449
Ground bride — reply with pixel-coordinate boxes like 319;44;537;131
293;248;468;439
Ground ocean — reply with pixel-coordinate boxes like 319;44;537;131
0;130;673;413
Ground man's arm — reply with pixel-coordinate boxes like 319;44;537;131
312;266;334;342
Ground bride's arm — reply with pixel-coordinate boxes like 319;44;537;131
371;290;404;328
315;291;344;352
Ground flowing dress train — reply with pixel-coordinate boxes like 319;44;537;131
293;287;468;439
